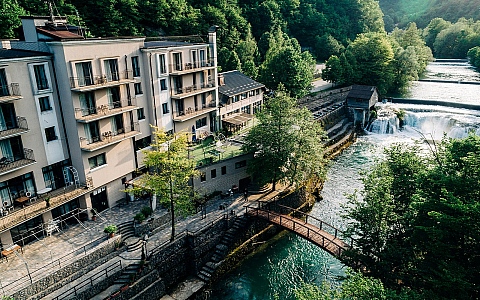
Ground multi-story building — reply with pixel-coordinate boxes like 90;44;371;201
0;16;267;251
218;70;264;133
0;45;93;249
141;26;219;140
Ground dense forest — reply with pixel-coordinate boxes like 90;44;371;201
380;0;480;30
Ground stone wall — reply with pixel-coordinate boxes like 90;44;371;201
14;235;121;300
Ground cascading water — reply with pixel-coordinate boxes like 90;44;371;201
367;103;480;139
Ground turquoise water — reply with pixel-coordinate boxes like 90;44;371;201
208;62;480;299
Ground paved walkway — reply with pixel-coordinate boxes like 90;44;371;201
0;180;284;299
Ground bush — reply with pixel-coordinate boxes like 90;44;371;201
104;224;117;234
134;212;145;223
141;206;153;218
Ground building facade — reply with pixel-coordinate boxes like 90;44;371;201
0;16;263;250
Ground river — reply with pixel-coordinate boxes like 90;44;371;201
209;61;480;300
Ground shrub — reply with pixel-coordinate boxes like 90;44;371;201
134;212;145;223
104;224;117;234
141;206;153;218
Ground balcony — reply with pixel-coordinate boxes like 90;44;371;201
80;123;141;151
70;70;135;92
171;80;216;100
0;116;29;140
0;83;22;102
173;102;217;122
168;59;215;75
74;97;138;123
0;148;35;176
0;179;94;232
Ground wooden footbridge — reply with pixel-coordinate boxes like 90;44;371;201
245;202;354;258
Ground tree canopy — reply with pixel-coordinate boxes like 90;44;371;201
128;127;199;240
242;85;327;191
343;134;480;299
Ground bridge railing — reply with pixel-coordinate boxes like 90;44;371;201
245;205;349;257
245;201;355;248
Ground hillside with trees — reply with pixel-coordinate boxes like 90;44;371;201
1;0;385;97
380;0;480;30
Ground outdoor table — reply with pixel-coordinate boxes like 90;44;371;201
15;196;29;207
37;187;52;196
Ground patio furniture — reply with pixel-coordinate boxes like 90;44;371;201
1;244;22;262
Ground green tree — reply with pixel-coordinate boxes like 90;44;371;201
343;32;394;94
128;127;199;241
423;18;452;52
321;55;343;85
0;0;26;39
314;34;345;62
243;85;327;191
343;135;480;298
467;46;480;68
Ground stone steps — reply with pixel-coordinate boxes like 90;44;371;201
197;216;248;282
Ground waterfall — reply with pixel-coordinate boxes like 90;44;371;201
367;106;400;134
367;103;480;139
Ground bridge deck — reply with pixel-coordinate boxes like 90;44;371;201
246;207;350;257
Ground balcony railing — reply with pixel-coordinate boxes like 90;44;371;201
173;101;217;122
0;148;35;175
0;83;22;102
0;180;94;232
70;70;134;90
80;122;140;151
171;80;216;99
74;97;137;122
0;116;29;140
169;59;215;74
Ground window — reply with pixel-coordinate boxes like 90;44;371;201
42;159;71;190
162;103;169;114
33;64;49;90
158;54;166;74
104;59;119;81
200;172;206;182
137;107;145;120
241;93;247;100
131;56;140;77
75;61;94;86
45;126;57;142
241;105;251;114
249;90;255;97
253;101;262;114
0;69;9;97
196;117;207;129
235;160;247;169
79;92;96;116
256;89;260;95
134;83;143;95
221;166;226;175
211;169;216;179
173;53;182;71
39;96;52;112
88;153;106;169
232;95;239;103
160;79;167;91
134;136;151;151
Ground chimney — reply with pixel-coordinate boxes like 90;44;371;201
1;40;11;49
218;74;225;86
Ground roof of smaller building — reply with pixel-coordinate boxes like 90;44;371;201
218;70;264;97
37;27;84;40
0;48;51;59
144;40;204;49
347;85;378;100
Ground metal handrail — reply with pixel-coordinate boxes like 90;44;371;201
70;70;133;88
0;83;21;98
169;59;215;73
51;260;122;300
172;80;216;96
0;148;35;174
75;97;137;118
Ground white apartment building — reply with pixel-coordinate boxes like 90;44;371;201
0;46;93;249
0;16;224;250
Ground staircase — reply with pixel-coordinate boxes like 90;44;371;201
113;262;142;285
197;216;248;282
117;221;143;252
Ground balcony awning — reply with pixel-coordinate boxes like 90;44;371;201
222;113;253;126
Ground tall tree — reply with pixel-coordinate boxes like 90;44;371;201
128;127;199;241
243;85;327;191
343;135;480;298
0;0;26;39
